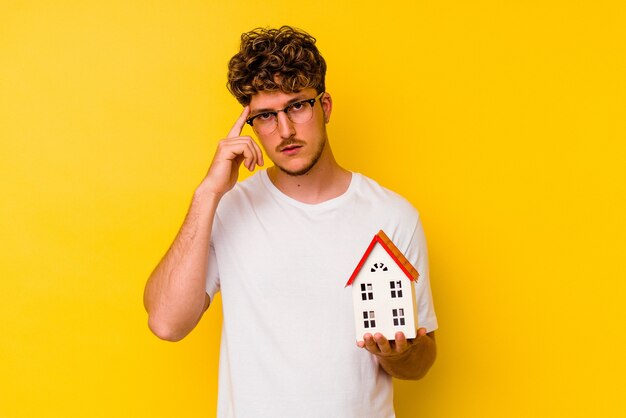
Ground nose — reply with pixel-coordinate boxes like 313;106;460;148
276;111;296;139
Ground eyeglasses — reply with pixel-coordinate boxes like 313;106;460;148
246;91;325;134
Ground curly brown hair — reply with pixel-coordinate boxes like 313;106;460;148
227;26;327;105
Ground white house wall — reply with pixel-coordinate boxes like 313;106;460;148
351;243;418;342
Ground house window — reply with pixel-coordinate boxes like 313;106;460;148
390;281;403;298
363;311;376;328
370;262;388;272
360;283;374;300
392;308;406;326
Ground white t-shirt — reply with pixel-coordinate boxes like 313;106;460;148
206;170;438;418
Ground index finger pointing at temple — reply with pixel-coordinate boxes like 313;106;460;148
227;106;251;138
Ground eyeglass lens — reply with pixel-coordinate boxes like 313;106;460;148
251;93;323;134
254;102;313;133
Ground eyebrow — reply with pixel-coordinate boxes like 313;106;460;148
250;94;310;115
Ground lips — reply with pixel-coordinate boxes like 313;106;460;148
280;145;302;156
277;140;305;154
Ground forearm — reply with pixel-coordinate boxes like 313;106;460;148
378;332;437;380
143;185;221;341
144;106;263;341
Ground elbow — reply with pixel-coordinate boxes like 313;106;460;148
404;363;435;381
390;363;433;381
147;315;189;342
144;294;210;341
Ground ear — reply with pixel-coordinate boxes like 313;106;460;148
321;92;332;123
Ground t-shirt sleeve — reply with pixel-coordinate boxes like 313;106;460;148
406;213;439;333
205;240;220;300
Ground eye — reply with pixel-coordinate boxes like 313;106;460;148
258;112;275;121
289;101;306;111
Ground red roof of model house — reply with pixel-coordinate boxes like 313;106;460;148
345;230;419;287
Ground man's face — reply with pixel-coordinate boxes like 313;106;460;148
248;88;331;176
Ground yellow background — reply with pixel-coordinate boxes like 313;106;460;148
1;1;625;417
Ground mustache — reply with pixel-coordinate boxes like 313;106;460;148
275;139;305;152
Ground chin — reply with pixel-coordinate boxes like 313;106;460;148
272;136;326;177
278;150;326;176
276;161;317;177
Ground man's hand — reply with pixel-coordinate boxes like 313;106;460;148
357;328;436;380
144;107;264;341
201;106;264;196
358;328;427;357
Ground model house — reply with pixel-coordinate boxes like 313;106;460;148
346;230;419;342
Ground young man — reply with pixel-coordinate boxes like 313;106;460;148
144;26;437;417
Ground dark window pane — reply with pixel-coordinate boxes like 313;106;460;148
392;309;398;316
390;281;395;289
371;320;376;327
398;290;403;298
361;293;367;301
368;293;373;300
361;283;366;291
393;318;399;326
400;318;405;325
364;321;369;328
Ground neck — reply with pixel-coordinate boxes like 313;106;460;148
267;145;351;204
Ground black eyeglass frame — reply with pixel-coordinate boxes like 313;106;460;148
245;91;325;129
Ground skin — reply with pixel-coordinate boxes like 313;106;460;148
143;87;436;379
359;329;437;380
247;88;351;203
